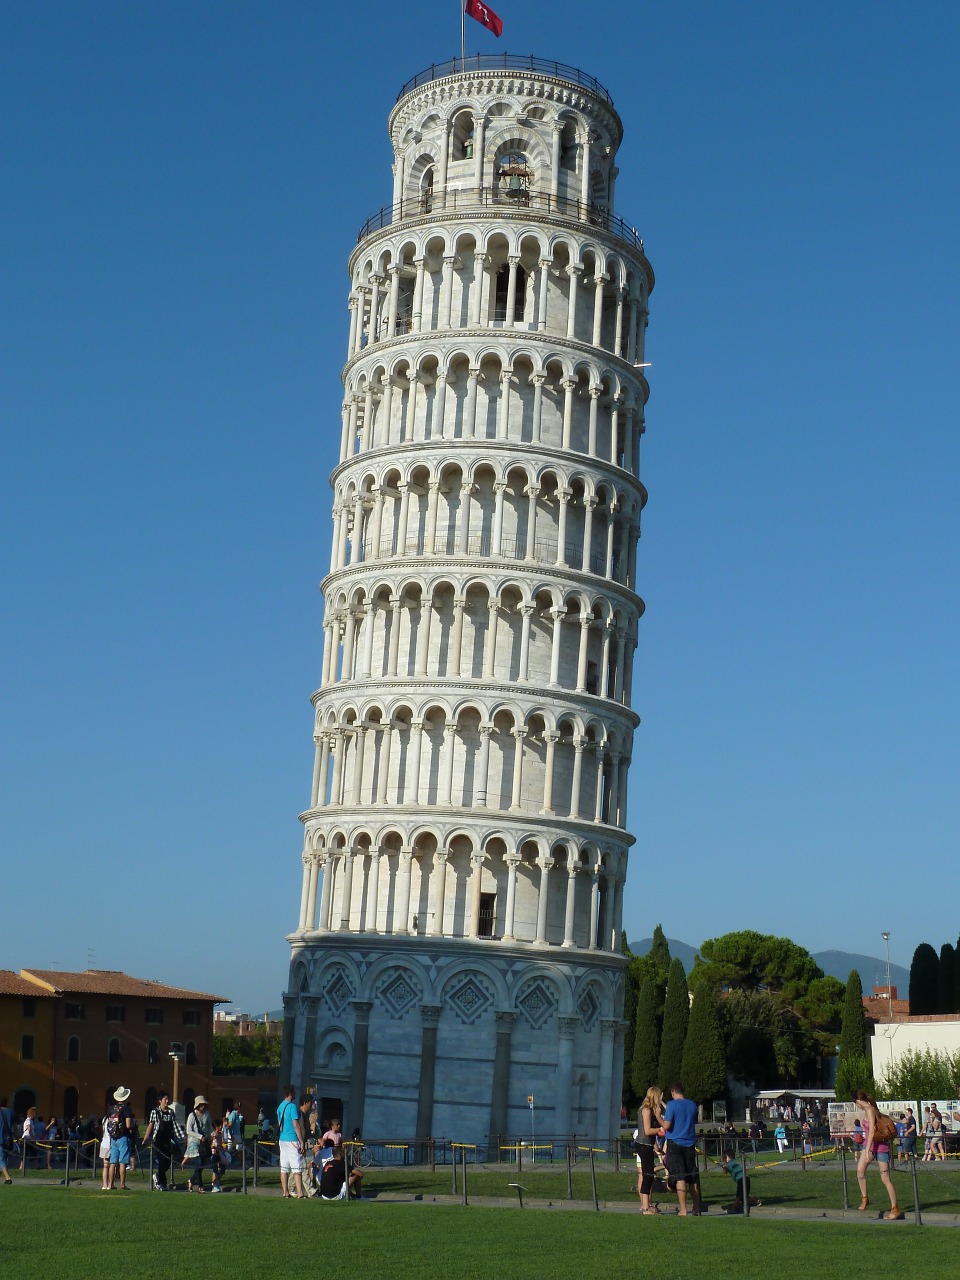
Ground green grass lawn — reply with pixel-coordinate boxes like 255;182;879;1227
4;1177;960;1280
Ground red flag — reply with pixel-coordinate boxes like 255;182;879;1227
464;0;503;37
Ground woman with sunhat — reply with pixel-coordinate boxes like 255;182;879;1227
183;1096;214;1193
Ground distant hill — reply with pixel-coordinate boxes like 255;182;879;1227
628;938;909;994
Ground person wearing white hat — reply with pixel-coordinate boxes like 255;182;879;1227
106;1087;135;1190
183;1097;214;1193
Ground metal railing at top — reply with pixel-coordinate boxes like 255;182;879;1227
357;186;645;254
396;55;614;107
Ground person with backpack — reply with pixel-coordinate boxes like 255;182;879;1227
106;1086;136;1190
183;1096;214;1193
143;1092;185;1191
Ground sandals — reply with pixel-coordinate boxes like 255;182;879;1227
858;1196;869;1211
884;1208;904;1221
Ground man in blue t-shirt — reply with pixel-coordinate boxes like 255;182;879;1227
662;1081;701;1215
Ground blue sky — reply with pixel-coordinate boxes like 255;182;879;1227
3;2;958;1013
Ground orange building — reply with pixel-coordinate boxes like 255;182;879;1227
0;969;227;1122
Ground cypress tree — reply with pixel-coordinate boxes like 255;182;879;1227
680;988;726;1106
937;943;956;1014
909;943;939;1015
954;937;960;1015
834;1053;877;1102
650;923;671;973
837;970;867;1062
658;956;689;1092
631;973;661;1100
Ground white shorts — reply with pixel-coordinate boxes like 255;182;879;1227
279;1141;303;1173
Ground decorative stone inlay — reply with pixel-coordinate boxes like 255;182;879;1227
516;979;558;1029
376;969;421;1019
446;973;494;1024
577;985;600;1031
323;967;354;1015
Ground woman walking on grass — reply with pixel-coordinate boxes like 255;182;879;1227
853;1090;902;1220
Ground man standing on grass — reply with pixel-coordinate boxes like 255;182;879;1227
275;1085;306;1199
661;1081;701;1216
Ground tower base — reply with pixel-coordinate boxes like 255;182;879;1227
280;934;626;1145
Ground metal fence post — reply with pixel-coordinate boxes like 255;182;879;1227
566;1142;573;1200
840;1141;849;1210
64;1139;70;1188
461;1145;468;1206
452;1144;458;1196
910;1153;922;1226
589;1148;599;1211
253;1137;259;1189
241;1138;247;1195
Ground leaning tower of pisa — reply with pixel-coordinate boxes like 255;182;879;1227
280;54;652;1147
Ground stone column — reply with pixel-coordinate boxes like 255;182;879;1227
440;722;457;805
329;729;345;806
387;264;401;337
562;860;578;947
340;609;357;682
415;594;433;676
347;1001;374;1137
566;264;582;339
541;731;559;814
458;483;474;554
587;386;601;455
502;852;521;941
524;484;539;558
387;596;403;675
569;738;585;820
518;603;535;681
407;720;425;805
556;487;571;566
415;1004;442;1149
440;254;456;328
310;734;323;807
535;854;553;944
537;260;551;331
591;273;607;347
555;1016;579;1135
504;255;520;325
468;853;485;938
593;745;606;822
549;606;565;686
297;855;312;930
375;724;392;804
580;132;592;204
488;1011;516;1145
412;256;427;331
531;371;546;440
464;366;480;438
359;603;376;679
509;728;527;810
318;853;334;932
380;375;394;446
484;602;499;678
306;854;320;930
491;482;507;556
338;847;356;931
560;377;575;449
449;596;466;677
366;848;382;932
473;115;487;189
396;846;414;934
497;368;513;440
431;850;449;935
369;487;386;558
550;122;562;197
576;614;591;692
588;866;600;948
351;726;367;804
477;723;493;806
596;1019;618;1142
433;372;449;439
425;480;441;555
614;286;625;357
582;496;596;570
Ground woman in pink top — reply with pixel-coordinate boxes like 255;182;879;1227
853;1090;902;1220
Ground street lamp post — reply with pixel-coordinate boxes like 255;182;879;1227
881;932;892;1019
169;1048;185;1112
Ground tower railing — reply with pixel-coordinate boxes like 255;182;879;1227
397;55;614;106
357;186;644;255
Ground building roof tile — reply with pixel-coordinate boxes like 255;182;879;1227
0;970;57;997
19;969;228;1003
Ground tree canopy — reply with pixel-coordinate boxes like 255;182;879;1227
909;943;939;1015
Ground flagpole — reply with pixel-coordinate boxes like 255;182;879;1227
460;0;465;65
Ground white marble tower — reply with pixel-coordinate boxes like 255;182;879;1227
280;54;653;1147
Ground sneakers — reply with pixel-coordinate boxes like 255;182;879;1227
211;1186;222;1193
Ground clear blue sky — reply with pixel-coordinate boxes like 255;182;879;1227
3;2;958;1013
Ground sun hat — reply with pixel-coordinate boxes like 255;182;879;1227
194;1095;208;1107
113;1086;131;1103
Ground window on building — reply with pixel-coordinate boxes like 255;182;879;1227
106;1005;125;1022
147;1039;160;1065
145;1007;163;1025
67;1036;80;1062
108;1037;121;1064
65;1002;85;1020
185;1041;198;1066
22;997;36;1017
182;1009;200;1026
21;1035;35;1061
478;893;497;938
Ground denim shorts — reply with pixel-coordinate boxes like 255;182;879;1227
110;1136;132;1165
